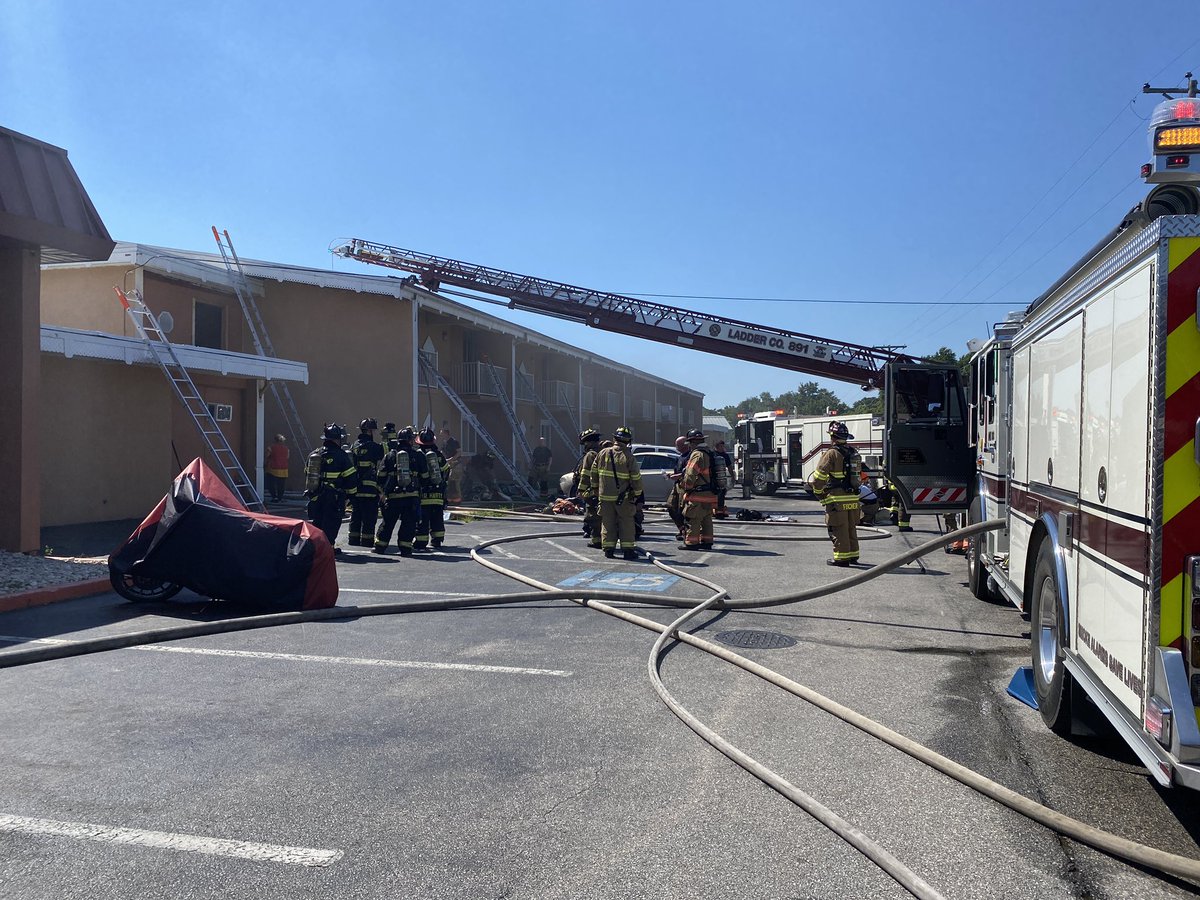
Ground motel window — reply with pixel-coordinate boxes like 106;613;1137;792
194;301;224;350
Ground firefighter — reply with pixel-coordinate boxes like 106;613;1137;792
414;428;449;550
373;427;427;556
529;437;554;499
439;427;462;503
884;477;913;532
858;472;880;525
665;435;689;541
593;426;643;560
348;418;384;546
678;428;724;551
713;438;733;518
304;423;358;553
574;428;603;548
810;420;863;566
943;512;968;553
380;421;398;448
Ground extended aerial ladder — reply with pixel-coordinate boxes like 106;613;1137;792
333;239;978;514
332;239;909;389
115;286;263;510
212;227;311;453
417;356;538;501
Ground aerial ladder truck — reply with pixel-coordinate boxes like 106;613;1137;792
330;242;976;517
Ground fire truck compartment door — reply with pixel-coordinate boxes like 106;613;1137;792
884;362;976;512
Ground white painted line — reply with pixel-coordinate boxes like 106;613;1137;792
491;546;519;559
0;813;341;867
0;635;571;677
543;540;594;563
133;645;573;676
338;588;471;597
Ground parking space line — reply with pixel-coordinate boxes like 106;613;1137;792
543;540;594;563
0;635;572;677
0;813;342;866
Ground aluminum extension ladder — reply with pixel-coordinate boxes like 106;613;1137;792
514;370;580;463
480;356;532;466
211;227;311;453
417;356;538;501
114;286;263;510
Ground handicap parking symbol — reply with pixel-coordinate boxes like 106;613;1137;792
557;570;679;593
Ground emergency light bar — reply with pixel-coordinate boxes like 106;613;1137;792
1145;97;1200;184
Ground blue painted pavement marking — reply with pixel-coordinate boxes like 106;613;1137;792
557;570;680;593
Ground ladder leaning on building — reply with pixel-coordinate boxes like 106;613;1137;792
114;286;263;510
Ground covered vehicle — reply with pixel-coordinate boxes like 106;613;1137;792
559;450;680;503
108;458;338;611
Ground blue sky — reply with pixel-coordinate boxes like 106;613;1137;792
4;1;1197;410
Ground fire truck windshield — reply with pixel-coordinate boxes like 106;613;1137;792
889;368;966;425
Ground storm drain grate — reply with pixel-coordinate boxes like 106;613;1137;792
714;630;797;650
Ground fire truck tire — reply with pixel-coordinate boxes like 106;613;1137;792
750;466;778;496
1030;539;1073;736
966;504;996;601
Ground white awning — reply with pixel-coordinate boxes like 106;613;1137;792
41;325;309;383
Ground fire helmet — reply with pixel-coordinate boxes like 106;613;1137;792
828;420;853;440
323;423;346;442
418;428;437;446
579;427;601;444
614;426;633;444
685;428;704;442
397;426;415;443
360;417;378;431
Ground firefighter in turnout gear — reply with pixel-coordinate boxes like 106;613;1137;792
304;424;358;552
529;437;554;499
810;420;863;566
574;427;603;548
665;435;689;541
380;421;398;448
414;428;449;550
373;427;427;556
348;418;385;546
884;477;912;531
678;428;725;551
592;426;643;560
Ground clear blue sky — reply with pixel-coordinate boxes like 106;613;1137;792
4;1;1197;410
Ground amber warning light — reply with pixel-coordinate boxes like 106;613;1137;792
1156;126;1200;151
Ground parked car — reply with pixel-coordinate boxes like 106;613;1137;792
559;450;680;503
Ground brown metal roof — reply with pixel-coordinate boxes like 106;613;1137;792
0;125;113;262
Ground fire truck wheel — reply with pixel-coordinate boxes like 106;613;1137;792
966;505;997;601
750;466;778;496
1030;539;1074;736
109;570;183;603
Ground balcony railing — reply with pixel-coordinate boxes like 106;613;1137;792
450;361;509;397
540;380;577;408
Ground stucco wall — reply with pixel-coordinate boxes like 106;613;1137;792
40;354;174;526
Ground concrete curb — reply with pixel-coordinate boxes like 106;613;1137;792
0;577;111;614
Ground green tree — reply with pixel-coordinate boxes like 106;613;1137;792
850;393;883;414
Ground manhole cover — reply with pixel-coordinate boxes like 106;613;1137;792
714;630;797;650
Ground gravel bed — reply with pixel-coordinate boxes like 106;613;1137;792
0;550;108;596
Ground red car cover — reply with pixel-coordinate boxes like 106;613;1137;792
109;458;338;610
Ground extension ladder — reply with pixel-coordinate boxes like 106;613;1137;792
514;370;580;463
211;227;311;453
417;356;537;500
480;356;532;466
114;286;263;510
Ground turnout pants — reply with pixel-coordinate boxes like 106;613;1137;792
308;490;346;548
666;484;686;537
348;495;380;546
599;499;637;550
416;499;445;548
825;499;861;562
375;496;420;553
584;498;601;547
683;492;716;547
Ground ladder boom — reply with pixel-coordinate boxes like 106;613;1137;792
333;239;908;388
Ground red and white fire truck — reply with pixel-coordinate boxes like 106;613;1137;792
964;87;1200;787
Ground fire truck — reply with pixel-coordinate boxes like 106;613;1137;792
734;410;885;495
963;83;1200;787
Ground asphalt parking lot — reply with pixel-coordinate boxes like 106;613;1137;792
2;494;1199;899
